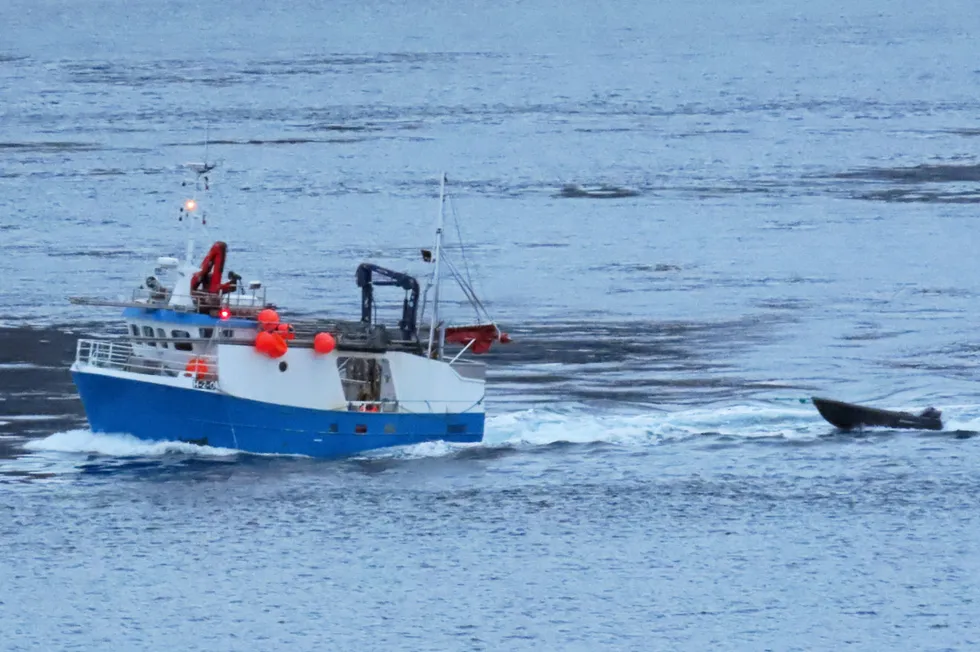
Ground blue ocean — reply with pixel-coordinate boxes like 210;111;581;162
2;0;980;649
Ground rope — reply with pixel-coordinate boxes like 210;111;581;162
448;194;475;290
394;397;485;415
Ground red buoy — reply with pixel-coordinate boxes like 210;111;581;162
257;308;280;332
255;331;288;358
313;332;336;354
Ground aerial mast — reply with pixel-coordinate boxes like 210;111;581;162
426;173;447;358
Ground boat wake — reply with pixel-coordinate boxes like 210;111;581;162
387;401;980;460
22;429;240;458
358;403;846;461
487;404;823;445
8;400;979;479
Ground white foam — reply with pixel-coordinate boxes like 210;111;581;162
360;439;480;460
928;404;980;432
0;362;44;370
23;429;239;458
485;403;824;447
354;404;828;462
0;414;72;422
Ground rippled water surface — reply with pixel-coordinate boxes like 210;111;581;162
3;0;980;649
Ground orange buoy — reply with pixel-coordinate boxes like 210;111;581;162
257;308;280;331
313;332;336;354
254;331;272;354
255;330;288;358
185;357;210;376
276;322;296;341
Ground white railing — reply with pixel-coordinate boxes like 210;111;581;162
75;338;218;380
343;399;484;414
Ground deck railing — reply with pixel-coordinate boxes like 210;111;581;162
75;338;218;380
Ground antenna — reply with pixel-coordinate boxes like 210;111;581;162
180;125;217;264
426;173;447;359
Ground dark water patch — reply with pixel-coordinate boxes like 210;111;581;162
66;454;245;482
761;219;814;231
87;168;126;176
0;327;85;442
308;123;381;133
0;467;58;483
388;177;547;199
932;341;980;358
18;167;132;179
838;325;912;342
873;358;980;382
573;127;635;134
489;318;786;367
756;298;810;311
64;61;241;87
48;249;141;259
169;137;348;147
854;189;980;204
558;184;640;199
486;316;793;404
686;184;776;197
589;262;682;273
913;287;976;298
671;128;752;138
0;54;27;63
0;141;101;153
948;129;980;137
244;52;502;75
399;469;980;515
520;242;571;249
836;163;980;183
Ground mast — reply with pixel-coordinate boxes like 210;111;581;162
182;125;214;266
426;173;447;358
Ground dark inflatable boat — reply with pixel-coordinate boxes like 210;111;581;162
812;396;943;431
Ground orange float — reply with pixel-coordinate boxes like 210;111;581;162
185;357;210;376
254;330;288;358
313;332;336;354
257;308;280;332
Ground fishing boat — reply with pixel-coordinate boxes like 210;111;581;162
69;164;509;457
812;396;943;431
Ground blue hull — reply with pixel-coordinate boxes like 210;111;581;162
72;371;484;458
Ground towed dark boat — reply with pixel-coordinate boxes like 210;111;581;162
812;397;943;431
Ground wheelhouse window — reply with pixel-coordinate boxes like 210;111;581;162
130;324;139;337
157;328;168;348
199;328;214;339
171;329;193;352
142;325;156;347
221;329;234;339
